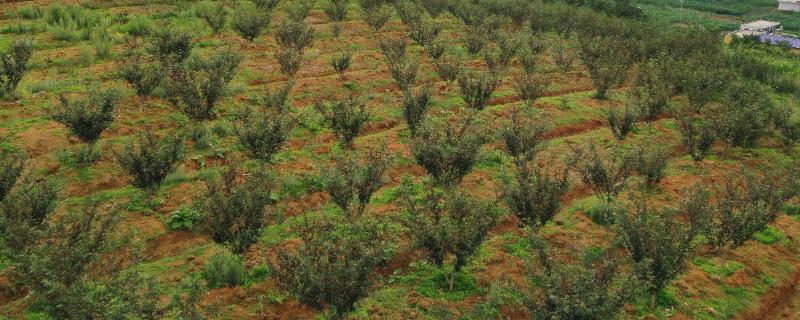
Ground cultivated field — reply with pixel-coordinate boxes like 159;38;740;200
0;0;799;319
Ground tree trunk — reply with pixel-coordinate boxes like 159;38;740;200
650;291;657;309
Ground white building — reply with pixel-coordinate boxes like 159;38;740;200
740;20;782;33
778;0;800;12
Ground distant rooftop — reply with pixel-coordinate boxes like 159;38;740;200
741;20;781;30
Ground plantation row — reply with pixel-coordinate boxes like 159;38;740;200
1;0;799;319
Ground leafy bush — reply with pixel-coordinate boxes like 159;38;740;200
631;59;672;121
203;251;246;288
514;73;549;106
527;240;640;318
394;0;424;25
277;47;304;77
420;0;447;18
399;183;500;290
362;5;392;31
401;83;433;135
119;39;164;97
330;50;352;77
713;80;774;148
52;89;120;144
169;48;243;121
0;150;25;200
606;105;637;141
378;36;408;66
166;207;202;231
0;39;34;98
388;58;419;91
0;177;59;253
410;116;487;188
275;19;314;51
407;18;442;47
197;167;277;254
232;6;270;41
148;28;194;66
433;54;464;84
631;141;669;188
325;0;350;22
572;142;633;202
286;0;315;21
500;106;549;164
677;116;715;162
321;144;389;218
314;95;370;147
234;104;294;163
197;2;227;34
481;32;520;74
463;25;490;55
774;107;800;148
273;216;392;319
457;71;499;111
504;161;570;229
117;132;185;194
578;36;632;99
552;39;577;72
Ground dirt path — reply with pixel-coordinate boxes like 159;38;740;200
777;286;800;319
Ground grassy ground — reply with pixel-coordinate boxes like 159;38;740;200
636;0;800;33
0;1;799;319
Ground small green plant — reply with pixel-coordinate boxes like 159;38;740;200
514;73;549;106
314;95;370;148
457;71;499;111
325;0;350;22
197;2;227;34
203;251;246;288
388;58;418;91
117;132;185;195
378;36;407;66
119;39;164;98
631;140;669;189
0;39;34;98
330;50;352;78
606;105;637;141
0;150;25;201
401;84;433;135
197;167;277;254
362;5;392;32
166;207;201;231
254;0;280;11
286;0;315;21
321;144;389;218
275;19;314;51
411;116;487;188
51;89;120;144
169;48;243;121
434;54;463;84
277;47;304;77
232;6;270;41
407;18;442;47
234;103;294;163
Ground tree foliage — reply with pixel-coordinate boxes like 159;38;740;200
321;144;389;218
117;132;184;194
0;39;34;97
52;89;120;144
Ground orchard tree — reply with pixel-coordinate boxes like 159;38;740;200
500;105;549;165
273;216;393;319
411;115;487;188
388;57;419;91
577;36;632;99
0;177;59;256
362;5;392;32
514;73;549;106
148;28;194;69
197;167;277;254
232;5;270;42
197;2;227;34
504;161;570;229
275;19;315;51
606;105;637;141
526;237;640;320
399;181;500;291
677;115;715;162
119;38;164;98
458;71;500;111
234;105;294;164
401;83;433;135
630;58;672;121
630;141;669;189
321;143;389;218
314;95;370;148
52;89;120;144
0;150;24;200
713;80;774;148
572;141;634;202
0;39;34;98
169;48;243;121
117;132;184;195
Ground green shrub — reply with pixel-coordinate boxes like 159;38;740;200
362;5;392;32
605;105;637;141
254;0;281;11
587;200;618;226
0;39;34;98
677;116;715;162
388;58;419;91
378;36;408;66
197;2;227;34
275;19;314;51
234;104;294;163
504;161;570;229
0;150;25;201
578;35;632;99
631;59;672;121
166;207;202;231
325;0;350;22
407;18;442;47
117;132;185;194
0;177;59;253
401;83;433;135
203;251;246;288
572;142;634;202
433;54;463;84
286;0;315;21
321;144;389;218
273;216;393;319
148;28;194;65
713;80;774;148
330;50;352;77
232;6;270;41
51;88;120;144
631;141;669;188
117;15;153;37
314;95;370;147
277;47;304;77
500;105;549;164
514;73;549;106
457;71;499;111
169;48;243;121
197;167;277;254
411;116;487;188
